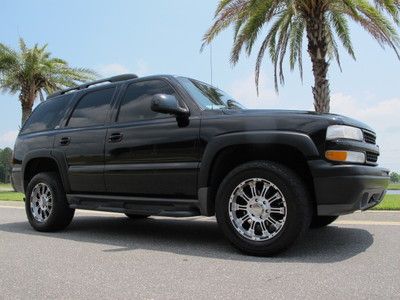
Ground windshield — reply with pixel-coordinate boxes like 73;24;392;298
177;77;245;110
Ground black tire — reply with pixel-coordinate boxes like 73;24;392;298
125;213;150;220
215;161;312;256
310;216;339;228
25;172;74;232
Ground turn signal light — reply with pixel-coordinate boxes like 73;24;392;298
325;150;365;163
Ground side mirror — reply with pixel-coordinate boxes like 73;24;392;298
151;94;189;116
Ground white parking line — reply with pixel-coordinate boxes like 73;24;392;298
0;205;119;216
0;205;24;210
357;210;400;214
1;205;399;225
335;220;400;226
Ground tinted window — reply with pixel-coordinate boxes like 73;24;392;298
21;94;72;134
118;80;175;123
68;88;115;128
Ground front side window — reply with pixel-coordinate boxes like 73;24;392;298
117;80;176;123
68;87;115;128
177;77;245;110
21;94;72;134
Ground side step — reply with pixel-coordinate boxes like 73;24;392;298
66;194;201;217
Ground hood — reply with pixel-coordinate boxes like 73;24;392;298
221;109;374;132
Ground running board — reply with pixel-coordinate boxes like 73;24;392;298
66;194;201;217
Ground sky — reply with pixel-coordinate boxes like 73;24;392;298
0;0;399;171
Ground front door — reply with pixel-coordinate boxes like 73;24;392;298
105;79;200;198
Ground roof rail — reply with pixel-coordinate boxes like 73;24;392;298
47;73;138;99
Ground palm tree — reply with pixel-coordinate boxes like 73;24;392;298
0;38;96;125
203;0;400;113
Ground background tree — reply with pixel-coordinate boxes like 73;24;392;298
390;171;400;183
0;148;12;183
0;38;96;125
203;0;400;113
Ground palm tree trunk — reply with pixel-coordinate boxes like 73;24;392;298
21;104;32;125
19;85;36;125
306;8;330;114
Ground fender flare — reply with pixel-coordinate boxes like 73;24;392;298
198;130;319;188
22;149;70;193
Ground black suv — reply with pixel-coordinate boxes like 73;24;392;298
12;74;389;255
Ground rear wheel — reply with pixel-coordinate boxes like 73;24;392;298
125;213;150;220
215;161;312;256
25;172;74;232
310;216;339;228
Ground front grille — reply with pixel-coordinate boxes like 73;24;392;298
363;130;376;144
366;152;378;164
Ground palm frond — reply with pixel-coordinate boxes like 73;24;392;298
0;39;97;102
201;0;251;51
203;0;400;95
329;10;356;59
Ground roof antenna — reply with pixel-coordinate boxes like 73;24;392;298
210;43;213;86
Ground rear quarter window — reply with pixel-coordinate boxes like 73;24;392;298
67;87;115;128
21;94;72;134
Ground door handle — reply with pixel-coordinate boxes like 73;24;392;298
60;137;71;146
108;133;123;143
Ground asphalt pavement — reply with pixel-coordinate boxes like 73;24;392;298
0;201;399;299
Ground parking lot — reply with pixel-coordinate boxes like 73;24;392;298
0;201;399;299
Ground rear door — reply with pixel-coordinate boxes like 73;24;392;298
104;79;200;197
54;86;116;193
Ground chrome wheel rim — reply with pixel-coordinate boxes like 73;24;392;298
228;178;287;241
30;183;53;223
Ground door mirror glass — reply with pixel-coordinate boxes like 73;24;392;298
151;94;189;116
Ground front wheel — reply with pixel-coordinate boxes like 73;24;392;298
215;161;312;256
25;172;74;232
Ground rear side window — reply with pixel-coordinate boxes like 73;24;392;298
117;80;176;123
21;94;72;134
68;87;115;128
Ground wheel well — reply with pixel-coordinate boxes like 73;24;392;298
23;157;60;191
207;144;316;215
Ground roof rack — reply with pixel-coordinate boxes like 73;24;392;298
47;73;138;99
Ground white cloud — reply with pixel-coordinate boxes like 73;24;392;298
331;93;400;171
98;63;130;77
228;74;280;109
0;130;18;149
98;60;151;78
135;59;150;76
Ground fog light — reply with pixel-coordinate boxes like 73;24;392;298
325;150;365;163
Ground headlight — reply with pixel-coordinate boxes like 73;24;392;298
325;150;366;163
326;125;363;141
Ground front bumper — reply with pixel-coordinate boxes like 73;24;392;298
308;160;390;216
